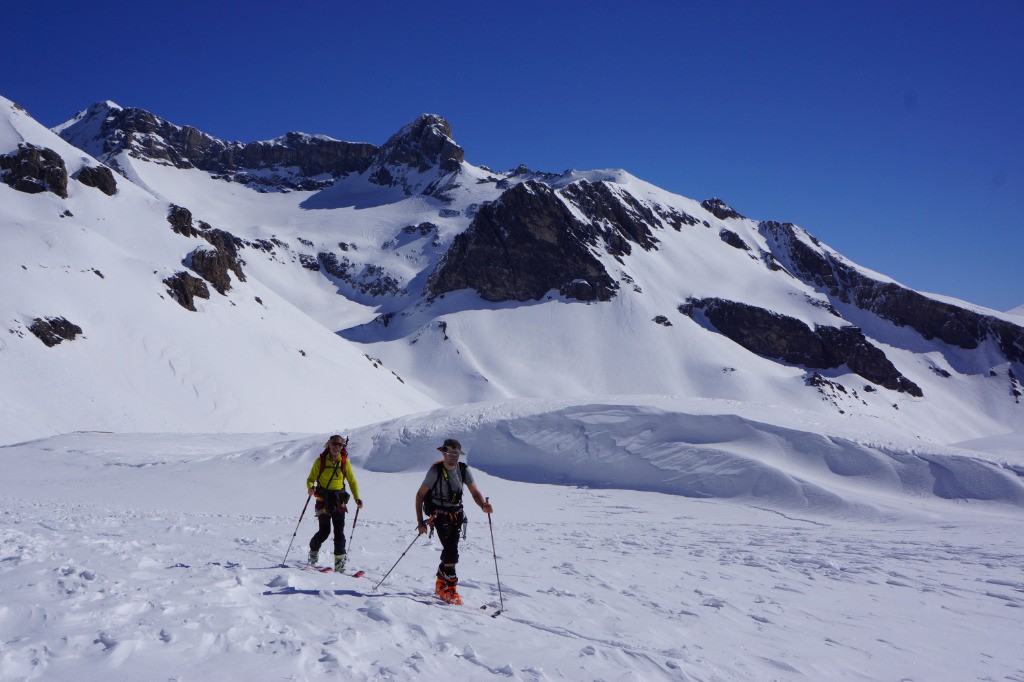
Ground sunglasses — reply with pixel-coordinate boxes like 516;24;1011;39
329;441;345;447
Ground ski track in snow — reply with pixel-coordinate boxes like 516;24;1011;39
1;489;1022;681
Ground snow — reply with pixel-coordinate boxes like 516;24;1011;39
2;94;1024;679
1;410;1022;681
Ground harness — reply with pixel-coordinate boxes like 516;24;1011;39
430;460;467;508
425;460;469;539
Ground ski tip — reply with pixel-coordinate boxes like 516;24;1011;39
352;570;365;578
490;610;502;618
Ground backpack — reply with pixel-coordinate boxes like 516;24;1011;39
316;451;348;488
422;460;468;516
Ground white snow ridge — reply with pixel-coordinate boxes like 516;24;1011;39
1;93;1023;680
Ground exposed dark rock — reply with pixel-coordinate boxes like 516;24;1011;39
701;197;744;221
189;245;238;296
319;252;350;281
168;205;199;237
317;252;402;297
428;181;617;302
75;165;118;195
28;316;83;347
167;207;246;292
683;297;922;395
561;180;660;255
719;229;749;250
560;280;606;302
654;204;702;231
367;114;464;192
0;144;68;198
653;315;673;327
58;103;377;191
403;222;438;236
299;254;320;271
759;220;1024;365
198;228;245;282
163;271;210;311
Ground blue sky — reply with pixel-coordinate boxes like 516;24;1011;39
4;1;1022;311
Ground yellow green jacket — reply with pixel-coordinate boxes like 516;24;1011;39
307;456;361;499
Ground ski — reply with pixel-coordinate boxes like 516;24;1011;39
297;564;364;577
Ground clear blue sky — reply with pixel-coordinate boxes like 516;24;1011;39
5;1;1022;311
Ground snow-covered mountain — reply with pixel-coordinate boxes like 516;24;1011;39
3;94;1020;446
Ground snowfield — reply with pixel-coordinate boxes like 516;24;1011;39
2;402;1023;681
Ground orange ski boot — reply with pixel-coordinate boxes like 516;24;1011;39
438;577;462;605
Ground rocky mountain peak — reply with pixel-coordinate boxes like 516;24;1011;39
367;114;464;192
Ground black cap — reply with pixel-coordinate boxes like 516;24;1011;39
438;438;464;455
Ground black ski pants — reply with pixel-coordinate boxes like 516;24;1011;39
433;507;465;566
310;491;348;555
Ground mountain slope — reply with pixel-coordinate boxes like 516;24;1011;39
1;95;1021;445
0;96;438;442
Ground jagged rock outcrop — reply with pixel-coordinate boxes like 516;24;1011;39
760;220;1024;364
318;252;402;298
560;180;660;256
372;115;463;175
719;229;749;250
0;144;68;198
701;197;744;221
428;181;617;302
58;103;376;191
28;316;83;346
166;205;246;294
74;165;118;195
189;227;246;295
163;271;210;311
366;114;465;195
681;297;923;395
167;205;199;237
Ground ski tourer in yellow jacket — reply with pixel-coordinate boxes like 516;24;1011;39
306;447;361;499
305;435;363;570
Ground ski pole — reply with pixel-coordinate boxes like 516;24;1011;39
280;494;313;566
349;505;361;546
485;497;504;615
373;529;422;591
